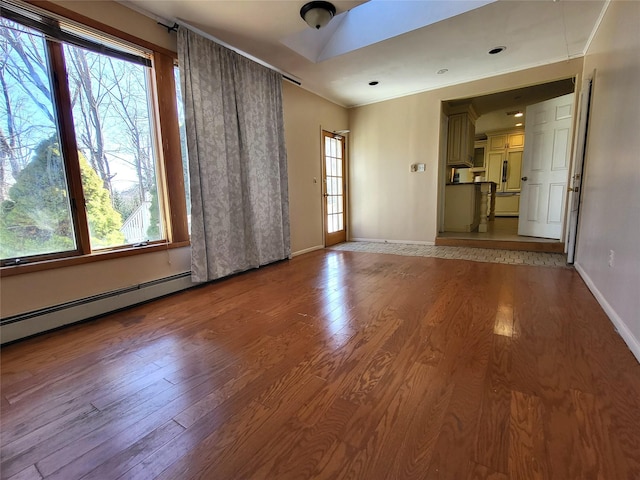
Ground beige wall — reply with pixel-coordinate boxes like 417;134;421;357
575;0;640;360
283;82;349;254
349;59;583;243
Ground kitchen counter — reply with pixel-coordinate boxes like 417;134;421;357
447;181;496;186
444;182;496;233
444;184;481;232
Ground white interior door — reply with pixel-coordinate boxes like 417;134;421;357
518;93;575;239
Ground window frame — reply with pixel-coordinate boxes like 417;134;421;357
0;1;189;277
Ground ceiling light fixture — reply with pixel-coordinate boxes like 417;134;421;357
300;1;336;30
515;123;523;127
488;46;506;55
514;112;524;118
437;68;448;75
369;81;379;86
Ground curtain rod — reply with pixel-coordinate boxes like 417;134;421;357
158;19;301;86
157;21;179;33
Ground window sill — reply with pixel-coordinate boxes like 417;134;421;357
0;241;191;278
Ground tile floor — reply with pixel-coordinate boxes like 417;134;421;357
329;241;569;268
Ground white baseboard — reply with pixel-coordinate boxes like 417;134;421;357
575;262;640;364
350;237;435;246
291;244;325;257
1;273;194;344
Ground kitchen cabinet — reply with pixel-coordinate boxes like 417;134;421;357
472;140;486;169
488;132;524;151
444;184;481;232
446;105;478;168
485;129;524;216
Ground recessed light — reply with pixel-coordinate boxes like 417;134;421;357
515;123;523;127
436;68;448;75
514;112;524;118
369;81;379;86
488;46;506;55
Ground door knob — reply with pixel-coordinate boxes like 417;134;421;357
521;176;528;181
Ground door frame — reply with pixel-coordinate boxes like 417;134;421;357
565;72;595;263
321;129;348;246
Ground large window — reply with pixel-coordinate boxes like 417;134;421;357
0;4;184;267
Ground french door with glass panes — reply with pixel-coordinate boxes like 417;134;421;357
323;131;347;246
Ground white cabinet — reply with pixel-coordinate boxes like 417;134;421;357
444;184;481;232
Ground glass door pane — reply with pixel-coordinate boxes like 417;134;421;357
323;132;346;246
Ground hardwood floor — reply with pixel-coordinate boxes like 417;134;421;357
1;250;639;479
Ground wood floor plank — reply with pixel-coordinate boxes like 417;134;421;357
76;420;185;480
153;376;326;480
474;335;512;474
239;397;359;479
295;319;404;427
570;388;629;479
385;366;455;479
1;250;639;480
5;464;42;480
509;390;549;480
466;462;509;480
1;403;99;478
43;420;185;480
350;361;435;480
422;336;492;479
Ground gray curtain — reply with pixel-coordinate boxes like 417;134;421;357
177;28;290;283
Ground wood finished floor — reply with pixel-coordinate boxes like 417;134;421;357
1;250;640;480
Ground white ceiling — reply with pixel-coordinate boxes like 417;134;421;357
122;0;607;108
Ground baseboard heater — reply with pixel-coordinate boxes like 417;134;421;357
1;272;193;345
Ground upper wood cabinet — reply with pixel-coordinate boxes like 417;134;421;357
446;105;478;168
488;131;524;151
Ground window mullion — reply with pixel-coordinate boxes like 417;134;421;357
153;52;189;244
46;40;92;254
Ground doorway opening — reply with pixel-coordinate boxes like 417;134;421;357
438;78;579;252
